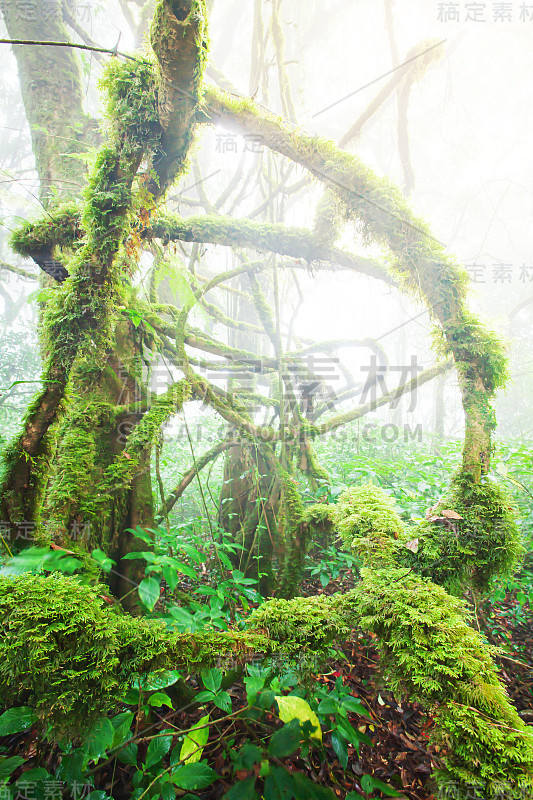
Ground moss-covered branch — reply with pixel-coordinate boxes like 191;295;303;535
155;438;231;520
203;86;508;481
316;361;452;435
149;213;391;283
9;206;391;285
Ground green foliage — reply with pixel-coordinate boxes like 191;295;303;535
128;522;263;626
306;544;358;588
315;676;372;768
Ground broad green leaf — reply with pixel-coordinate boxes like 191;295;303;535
331;730;348;769
0;707;35;736
177;544;206;565
124;527;153;544
217;551;233;570
195;690;216;704
0;756;25;780
317;698;338;715
122;551;156;562
163;564;179;591
162;558;197;580
117;743;138;767
168;606;195;630
342;696;372;718
145;733;173;769
111;711;134;747
82;718;115;762
179;714;209;764
337;717;372;748
263;765;294;800
361;774;403;796
274;696;322;742
147;692;173;709
132;769;144;789
223;776;258;800
56;749;86;787
91;549;116;573
213;692;232;713
202;668;222;693
138;577;161;611
291;772;337;799
161;784;176;800
170;763;218;790
135;670;181;691
15;768;51;783
86;793;111;800
233;744;262;772
268;719;302;758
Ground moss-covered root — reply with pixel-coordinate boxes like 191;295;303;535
0;573;275;735
342;569;533;800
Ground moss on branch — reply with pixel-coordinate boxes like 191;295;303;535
0;573;275;734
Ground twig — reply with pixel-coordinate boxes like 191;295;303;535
0;38;148;63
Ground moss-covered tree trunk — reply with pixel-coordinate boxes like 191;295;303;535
0;0;99;533
0;1;209;608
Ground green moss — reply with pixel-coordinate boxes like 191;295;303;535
99;58;160;154
342;569;533;800
9;202;82;256
0;573;275;735
276;465;309;599
302;503;335;540
248;594;351;653
333;483;407;564
103;380;192;493
436;311;509;396
408;472;523;593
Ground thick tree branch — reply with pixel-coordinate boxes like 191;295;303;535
317;361;453;435
155;439;231;520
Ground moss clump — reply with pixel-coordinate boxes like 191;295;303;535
0;573;275;735
302;503;335;543
343;569;533;800
9;202;82;257
0;573;149;731
437;311;509;397
407;472;523;594
333;483;407;564
248;594;351;654
99;58;160;154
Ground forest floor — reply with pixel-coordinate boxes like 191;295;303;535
4;579;532;800
138;580;532;799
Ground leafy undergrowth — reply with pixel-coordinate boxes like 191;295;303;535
1;570;531;800
0;636;437;800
